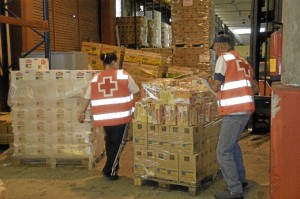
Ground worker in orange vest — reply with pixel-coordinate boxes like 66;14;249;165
198;34;258;199
78;52;139;181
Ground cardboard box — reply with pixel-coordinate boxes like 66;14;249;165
134;148;145;163
19;58;49;71
179;153;202;184
52;133;73;144
158;124;170;139
147;138;159;150
81;42;102;56
51;108;72;121
51;121;72;133
32;120;52;133
144;149;156;177
147;124;159;139
132;122;147;137
133;137;147;149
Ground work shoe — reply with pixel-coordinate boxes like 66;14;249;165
102;171;119;181
214;190;243;199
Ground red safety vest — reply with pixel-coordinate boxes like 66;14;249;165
90;68;135;126
217;50;255;115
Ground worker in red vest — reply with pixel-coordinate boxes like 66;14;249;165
198;34;258;199
78;52;139;181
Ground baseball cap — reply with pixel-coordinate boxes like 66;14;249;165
209;34;231;49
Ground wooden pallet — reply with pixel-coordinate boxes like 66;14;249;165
134;171;220;196
12;157;90;168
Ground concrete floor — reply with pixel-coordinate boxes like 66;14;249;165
0;132;270;199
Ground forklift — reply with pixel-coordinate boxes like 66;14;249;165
249;0;282;133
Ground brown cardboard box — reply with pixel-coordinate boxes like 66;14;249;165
144;149;156;177
147;124;159;139
133;137;147;149
179;153;203;184
158;124;170;139
132;122;148;137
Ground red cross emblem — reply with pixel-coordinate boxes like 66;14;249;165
236;59;250;78
98;76;118;97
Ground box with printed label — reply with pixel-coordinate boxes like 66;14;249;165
147;124;159;139
132;122;148;137
19;58;49;71
158;124;170;139
179;153;203;184
133;137;147;149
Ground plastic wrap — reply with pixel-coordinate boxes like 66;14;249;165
9;70;104;169
133;76;221;184
116;16;148;47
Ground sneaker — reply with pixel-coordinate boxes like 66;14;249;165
214;190;243;199
109;175;119;181
102;171;119;181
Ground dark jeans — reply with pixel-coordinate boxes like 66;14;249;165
102;123;128;177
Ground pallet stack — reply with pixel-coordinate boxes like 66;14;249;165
81;42;123;70
132;77;221;194
161;22;172;48
0;114;13;145
9;69;104;169
116;16;148;48
122;48;165;93
171;0;214;72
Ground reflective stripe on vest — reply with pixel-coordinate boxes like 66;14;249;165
223;54;235;61
218;95;254;107
117;70;128;80
91;75;98;82
93;107;135;121
91;94;133;106
221;79;251;91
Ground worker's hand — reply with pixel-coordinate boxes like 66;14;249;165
196;71;210;80
78;113;85;123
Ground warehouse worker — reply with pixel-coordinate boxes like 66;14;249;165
78;52;139;181
198;34;258;199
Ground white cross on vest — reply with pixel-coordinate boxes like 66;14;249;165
98;76;118;97
236;59;250;78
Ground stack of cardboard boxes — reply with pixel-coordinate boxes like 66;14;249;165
116;16;148;47
161;22;172;48
170;0;215;73
122;48;165;92
81;42;123;70
133;77;220;185
0;114;12;145
9;60;104;168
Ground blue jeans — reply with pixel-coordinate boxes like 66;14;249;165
217;114;250;193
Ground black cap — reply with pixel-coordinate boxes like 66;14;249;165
209;34;231;49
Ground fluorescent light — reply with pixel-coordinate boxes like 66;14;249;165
233;28;266;34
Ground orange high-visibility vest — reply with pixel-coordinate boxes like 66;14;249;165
90;68;135;126
217;50;255;115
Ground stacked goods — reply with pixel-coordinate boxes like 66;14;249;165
9;70;104;168
170;0;214;73
81;42;123;70
141;48;172;73
123;48;164;92
136;10;162;48
133;77;220;185
172;46;212;70
161;22;172;48
116;16;148;47
0;114;13;145
171;0;214;45
148;19;162;48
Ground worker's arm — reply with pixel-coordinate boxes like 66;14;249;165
78;98;91;123
207;76;222;92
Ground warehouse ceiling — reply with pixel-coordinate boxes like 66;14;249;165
214;0;252;45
